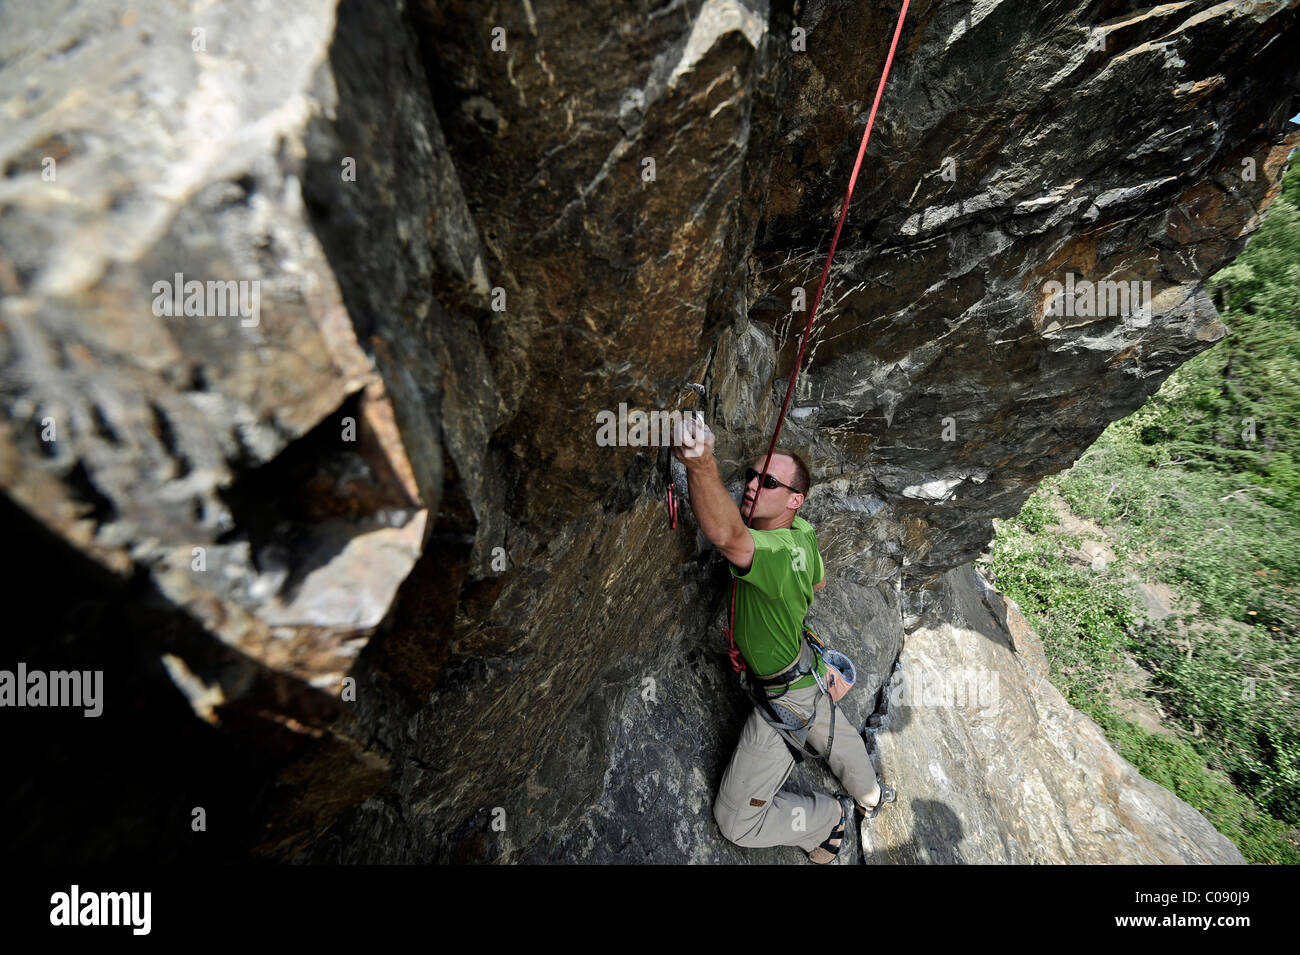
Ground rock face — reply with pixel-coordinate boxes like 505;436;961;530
870;565;1243;863
0;0;1294;862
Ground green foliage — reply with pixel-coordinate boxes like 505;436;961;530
987;480;1300;862
1133;614;1300;825
1078;697;1300;864
983;155;1300;864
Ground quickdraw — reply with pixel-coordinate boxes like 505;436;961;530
666;470;678;529
664;383;706;529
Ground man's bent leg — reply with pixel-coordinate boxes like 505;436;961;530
802;686;880;810
714;697;842;851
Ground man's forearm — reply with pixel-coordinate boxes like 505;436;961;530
683;458;747;550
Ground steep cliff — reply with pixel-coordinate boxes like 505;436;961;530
1;0;1294;863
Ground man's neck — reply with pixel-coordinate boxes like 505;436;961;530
751;511;798;531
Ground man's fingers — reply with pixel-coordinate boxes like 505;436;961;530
674;413;705;446
672;413;714;459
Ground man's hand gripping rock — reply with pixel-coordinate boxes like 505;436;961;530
670;412;716;467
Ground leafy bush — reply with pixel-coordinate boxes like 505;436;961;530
983;157;1300;863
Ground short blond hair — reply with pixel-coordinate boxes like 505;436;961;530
771;447;811;495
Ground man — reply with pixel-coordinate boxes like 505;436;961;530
672;416;893;863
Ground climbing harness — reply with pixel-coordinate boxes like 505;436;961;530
740;626;845;763
724;0;912;675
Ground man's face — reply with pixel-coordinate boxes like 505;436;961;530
741;454;805;520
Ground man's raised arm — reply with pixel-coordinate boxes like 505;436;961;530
672;418;755;572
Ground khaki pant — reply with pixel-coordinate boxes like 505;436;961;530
713;682;879;851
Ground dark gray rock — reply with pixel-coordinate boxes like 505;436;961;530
1;0;1294;862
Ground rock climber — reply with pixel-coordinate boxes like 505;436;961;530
672;414;894;863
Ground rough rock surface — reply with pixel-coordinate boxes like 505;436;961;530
868;565;1244;863
0;0;1295;862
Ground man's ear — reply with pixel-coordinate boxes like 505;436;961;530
789;492;805;511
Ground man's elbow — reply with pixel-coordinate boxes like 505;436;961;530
813;577;826;592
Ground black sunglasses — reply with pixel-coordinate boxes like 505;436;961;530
744;467;803;494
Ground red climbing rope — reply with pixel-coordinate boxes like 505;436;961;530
725;0;911;673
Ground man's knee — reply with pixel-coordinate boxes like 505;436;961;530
713;793;762;847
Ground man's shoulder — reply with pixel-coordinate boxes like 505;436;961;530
745;517;817;554
750;516;816;539
791;516;819;542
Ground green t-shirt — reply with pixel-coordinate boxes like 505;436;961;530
729;515;826;690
